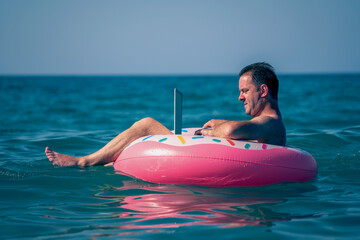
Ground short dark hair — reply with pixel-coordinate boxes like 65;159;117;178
239;62;279;100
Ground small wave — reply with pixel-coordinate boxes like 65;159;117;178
0;167;36;181
0;128;30;133
288;128;351;152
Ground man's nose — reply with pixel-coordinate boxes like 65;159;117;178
239;93;244;101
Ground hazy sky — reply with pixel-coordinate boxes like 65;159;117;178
0;0;359;75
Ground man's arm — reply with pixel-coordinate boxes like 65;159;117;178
201;117;274;141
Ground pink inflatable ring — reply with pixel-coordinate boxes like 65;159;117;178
114;128;317;187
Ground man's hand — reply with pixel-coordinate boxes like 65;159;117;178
200;128;214;136
202;119;228;129
201;119;228;137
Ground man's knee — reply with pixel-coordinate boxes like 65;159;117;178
133;117;157;128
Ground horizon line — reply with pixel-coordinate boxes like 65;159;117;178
1;72;360;77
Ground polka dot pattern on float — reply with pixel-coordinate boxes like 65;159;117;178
143;137;262;151
227;139;235;146
133;130;289;152
142;136;153;141
177;136;185;144
192;136;204;139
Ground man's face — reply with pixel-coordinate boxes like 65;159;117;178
238;73;263;117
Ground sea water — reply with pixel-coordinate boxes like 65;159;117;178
0;75;359;239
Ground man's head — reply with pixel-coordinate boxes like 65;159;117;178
239;62;279;101
238;62;279;117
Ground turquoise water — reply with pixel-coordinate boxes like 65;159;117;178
1;75;359;239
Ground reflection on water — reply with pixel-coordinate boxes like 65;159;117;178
94;181;317;230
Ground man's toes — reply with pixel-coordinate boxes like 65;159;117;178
47;155;54;162
45;147;52;153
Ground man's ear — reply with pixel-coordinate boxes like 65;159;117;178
260;84;268;98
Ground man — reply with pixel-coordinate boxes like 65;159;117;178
201;62;286;145
45;62;286;167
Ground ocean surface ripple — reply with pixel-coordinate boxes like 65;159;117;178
0;75;359;239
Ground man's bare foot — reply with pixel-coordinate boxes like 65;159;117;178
45;147;86;167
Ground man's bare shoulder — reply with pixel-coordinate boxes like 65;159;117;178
250;115;286;145
250;115;281;124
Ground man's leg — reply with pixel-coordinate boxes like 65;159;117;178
45;117;172;166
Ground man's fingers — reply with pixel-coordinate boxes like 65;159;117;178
203;119;214;128
202;121;211;128
201;129;213;136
